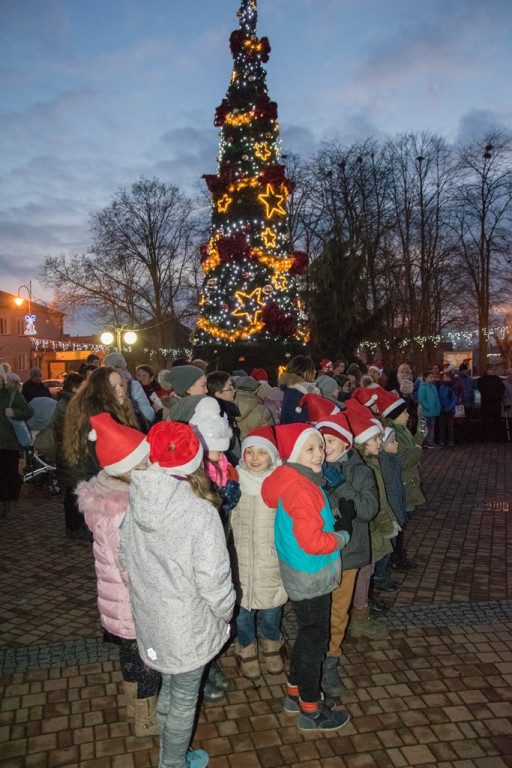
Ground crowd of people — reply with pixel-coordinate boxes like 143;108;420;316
0;352;510;767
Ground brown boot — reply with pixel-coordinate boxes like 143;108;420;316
235;641;260;679
134;696;159;739
123;681;137;721
349;605;389;640
260;637;285;675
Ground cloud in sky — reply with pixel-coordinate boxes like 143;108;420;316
1;0;511;308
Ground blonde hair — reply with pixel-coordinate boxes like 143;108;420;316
64;366;139;467
286;355;316;383
188;465;221;508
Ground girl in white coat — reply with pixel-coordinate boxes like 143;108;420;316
231;427;287;679
119;421;235;768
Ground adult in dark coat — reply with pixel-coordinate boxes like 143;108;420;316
477;364;505;442
0;368;34;517
21;368;53;402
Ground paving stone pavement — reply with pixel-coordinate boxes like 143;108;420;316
0;442;511;767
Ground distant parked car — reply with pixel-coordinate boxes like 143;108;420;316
43;378;65;399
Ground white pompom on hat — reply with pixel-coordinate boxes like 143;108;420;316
88;413;150;476
189;396;232;451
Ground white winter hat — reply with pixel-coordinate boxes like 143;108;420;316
189;396;232;451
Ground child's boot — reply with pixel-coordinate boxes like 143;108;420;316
349;606;389;639
260;637;285;675
123;681;137;720
284;683;335;713
321;656;344;696
184;749;209;768
134;696;159;738
296;700;350;731
207;660;230;691
235;641;260;679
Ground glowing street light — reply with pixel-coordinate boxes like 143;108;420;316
13;281;47;335
100;325;138;352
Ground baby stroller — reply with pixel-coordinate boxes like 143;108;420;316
22;427;61;496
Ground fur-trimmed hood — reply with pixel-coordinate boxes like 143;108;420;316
76;470;130;522
278;372;319;394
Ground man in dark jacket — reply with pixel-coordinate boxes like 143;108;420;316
21;368;52;402
477;364;505;442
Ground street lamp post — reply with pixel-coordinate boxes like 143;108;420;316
14;281;47;335
100;325;137;352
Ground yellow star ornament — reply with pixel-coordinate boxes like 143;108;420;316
258;184;286;219
254;142;271;161
232;287;264;324
261;227;277;248
217;194;233;213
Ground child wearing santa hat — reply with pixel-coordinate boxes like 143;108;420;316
344;411;398;640
261;423;350;732
119;421;235;768
315;412;380;696
76;413;161;739
230;427;287;679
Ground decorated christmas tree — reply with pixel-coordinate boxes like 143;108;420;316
193;0;309;373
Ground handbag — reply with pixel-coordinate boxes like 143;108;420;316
454;404;465;419
7;392;33;448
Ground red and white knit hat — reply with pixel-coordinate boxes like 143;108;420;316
250;368;268;383
345;411;383;445
295;393;340;424
275;423;322;463
241;426;279;464
147;421;203;474
351;387;378;408
372;386;407;419
88;413;150;476
320;358;333;369
316;412;354;448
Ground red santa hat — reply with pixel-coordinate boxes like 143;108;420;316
146;421;203;474
320;358;333;369
442;362;454;374
351;387;378;408
241;426;279;464
250;368;268;383
316;412;354;448
88;413;150;476
295;393;340;424
275;423;322;463
372;386;407;419
368;364;383;375
345;410;383;445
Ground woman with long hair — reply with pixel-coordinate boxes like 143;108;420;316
62;366;140;539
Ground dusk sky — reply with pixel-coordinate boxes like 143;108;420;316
1;0;511;333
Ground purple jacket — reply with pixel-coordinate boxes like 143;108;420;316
76;472;136;639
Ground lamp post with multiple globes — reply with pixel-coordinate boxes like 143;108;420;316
100;325;138;353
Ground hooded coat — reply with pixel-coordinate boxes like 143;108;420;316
76;471;136;639
235;389;274;441
231;461;287;610
359;453;397;563
384;419;426;507
277;372;319;425
119;467;235;674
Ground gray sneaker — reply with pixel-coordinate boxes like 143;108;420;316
284;692;336;713
296;701;350;731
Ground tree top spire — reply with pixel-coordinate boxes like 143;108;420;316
237;0;258;36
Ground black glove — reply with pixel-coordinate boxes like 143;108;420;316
334;498;357;538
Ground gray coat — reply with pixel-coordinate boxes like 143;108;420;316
324;449;378;572
119;467;235;674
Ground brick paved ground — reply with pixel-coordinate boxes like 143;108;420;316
1;442;511;767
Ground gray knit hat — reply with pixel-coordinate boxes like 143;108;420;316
235;376;259;392
29;367;43;377
316;374;339;399
103;352;127;370
162;365;205;397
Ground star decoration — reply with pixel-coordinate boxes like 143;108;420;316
271;272;287;290
254;142;271;161
261;227;277;248
258;184;286;219
217;194;233;213
233;287;263;323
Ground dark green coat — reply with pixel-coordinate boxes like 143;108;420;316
0;387;34;451
384;420;425;507
361;454;396;563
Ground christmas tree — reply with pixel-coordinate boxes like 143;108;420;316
193;0;309;372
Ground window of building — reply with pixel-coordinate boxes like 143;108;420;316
18;354;28;371
0;318;9;335
17;319;25;336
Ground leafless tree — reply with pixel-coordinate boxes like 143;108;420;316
42;177;202;356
